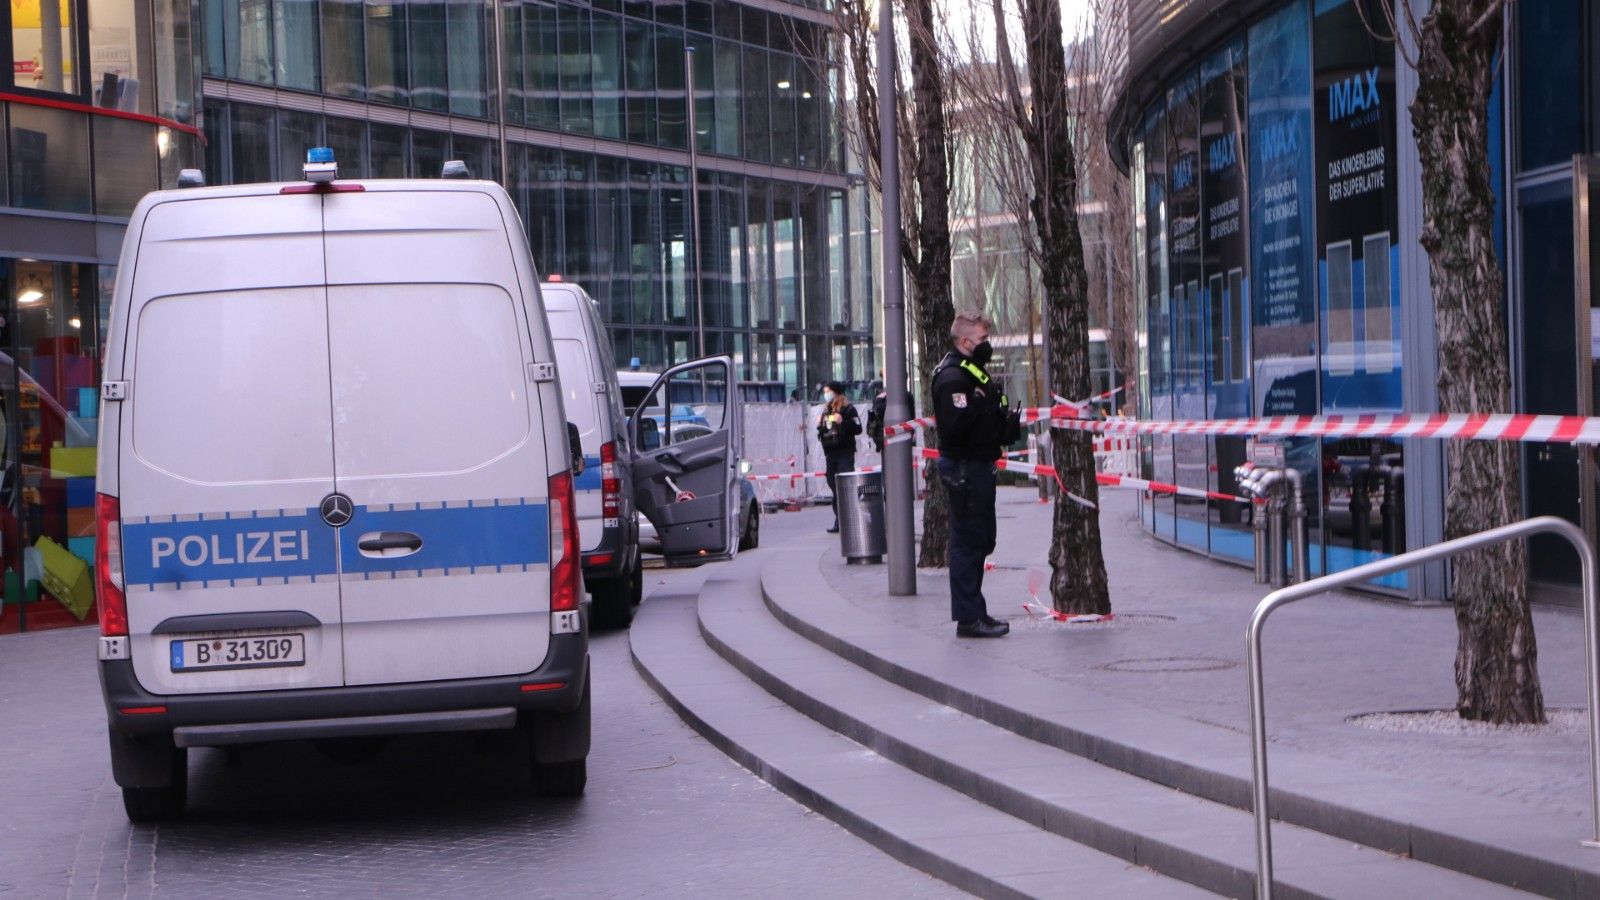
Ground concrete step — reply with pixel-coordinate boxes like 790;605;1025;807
630;587;1214;899
701;577;1531;899
759;552;1600;899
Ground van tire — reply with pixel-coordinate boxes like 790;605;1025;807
739;507;760;551
590;563;641;630
530;759;587;798
117;742;188;822
526;677;590;797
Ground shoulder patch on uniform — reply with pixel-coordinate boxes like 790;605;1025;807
952;392;968;408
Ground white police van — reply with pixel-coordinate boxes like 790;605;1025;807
542;279;642;628
93;150;744;821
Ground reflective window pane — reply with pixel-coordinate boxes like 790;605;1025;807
771;53;796;167
656;27;686;148
625;18;656;144
155;0;200;122
323;0;366;98
594;13;623;139
90;0;154;113
369;122;407;177
713;38;740;156
275;0;320;91
742;46;769;162
9;105;91;213
228;0;273;83
13;0;80;94
524;2;559;129
276;109;322;181
410;0;448;111
411;128;448;177
93;117;158;216
559;4;593;133
324;116;367;177
229;102;274;183
689;34;713;154
446;0;486;117
366;1;408;105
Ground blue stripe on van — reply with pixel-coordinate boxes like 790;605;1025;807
124;509;336;587
340;501;549;576
122;500;549;588
573;456;604;492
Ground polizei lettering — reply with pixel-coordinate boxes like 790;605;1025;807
150;530;311;569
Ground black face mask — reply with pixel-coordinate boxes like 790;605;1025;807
969;340;994;367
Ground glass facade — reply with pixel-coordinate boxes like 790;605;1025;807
199;0;867;398
1130;0;1410;588
2;0;204;633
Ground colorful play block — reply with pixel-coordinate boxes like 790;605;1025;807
65;476;96;508
50;446;96;478
35;536;93;621
68;536;95;567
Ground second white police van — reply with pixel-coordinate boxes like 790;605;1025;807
542;278;642;629
92;149;745;822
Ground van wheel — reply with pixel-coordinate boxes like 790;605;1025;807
739;507;760;551
119;746;188;823
590;564;641;630
526;678;590;798
530;759;587;798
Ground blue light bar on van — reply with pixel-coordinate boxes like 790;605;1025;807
304;147;338;183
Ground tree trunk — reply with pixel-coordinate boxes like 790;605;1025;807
1017;0;1111;614
905;0;956;568
1410;0;1542;723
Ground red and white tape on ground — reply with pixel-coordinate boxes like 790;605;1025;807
1051;411;1600;445
1022;601;1114;624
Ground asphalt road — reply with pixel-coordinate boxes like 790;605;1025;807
0;505;958;899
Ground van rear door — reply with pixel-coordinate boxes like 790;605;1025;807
629;357;743;565
548;309;604;554
321;189;552;686
117;193;344;696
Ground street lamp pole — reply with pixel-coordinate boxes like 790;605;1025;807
878;0;916;596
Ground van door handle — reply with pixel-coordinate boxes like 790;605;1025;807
357;531;423;557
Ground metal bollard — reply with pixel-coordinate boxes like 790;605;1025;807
1253;501;1270;583
1350;467;1372;552
1287;468;1309;584
1267;493;1288;588
1379;467;1405;555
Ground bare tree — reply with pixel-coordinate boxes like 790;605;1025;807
1069;0;1139;412
831;0;959;567
967;0;1110;613
1365;0;1539;722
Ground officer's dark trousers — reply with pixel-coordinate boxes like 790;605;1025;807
825;452;854;522
939;457;996;623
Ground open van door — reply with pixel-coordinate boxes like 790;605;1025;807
629;357;742;566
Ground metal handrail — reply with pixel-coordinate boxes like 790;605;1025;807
1246;516;1600;900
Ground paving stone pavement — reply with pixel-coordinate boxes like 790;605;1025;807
820;488;1593;825
0;515;962;900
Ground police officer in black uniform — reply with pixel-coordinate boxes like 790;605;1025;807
932;309;1019;638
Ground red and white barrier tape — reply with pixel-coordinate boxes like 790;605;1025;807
888;407;1600;447
1022;601;1114;624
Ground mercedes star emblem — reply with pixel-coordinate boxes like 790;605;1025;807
320;493;354;527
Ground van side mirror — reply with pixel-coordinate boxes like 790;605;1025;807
567;422;585;476
639;417;660;451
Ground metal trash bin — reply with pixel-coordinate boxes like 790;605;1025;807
836;470;887;564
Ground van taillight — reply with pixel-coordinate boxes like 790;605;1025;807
96;493;128;637
600;441;621;519
549;472;581;612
